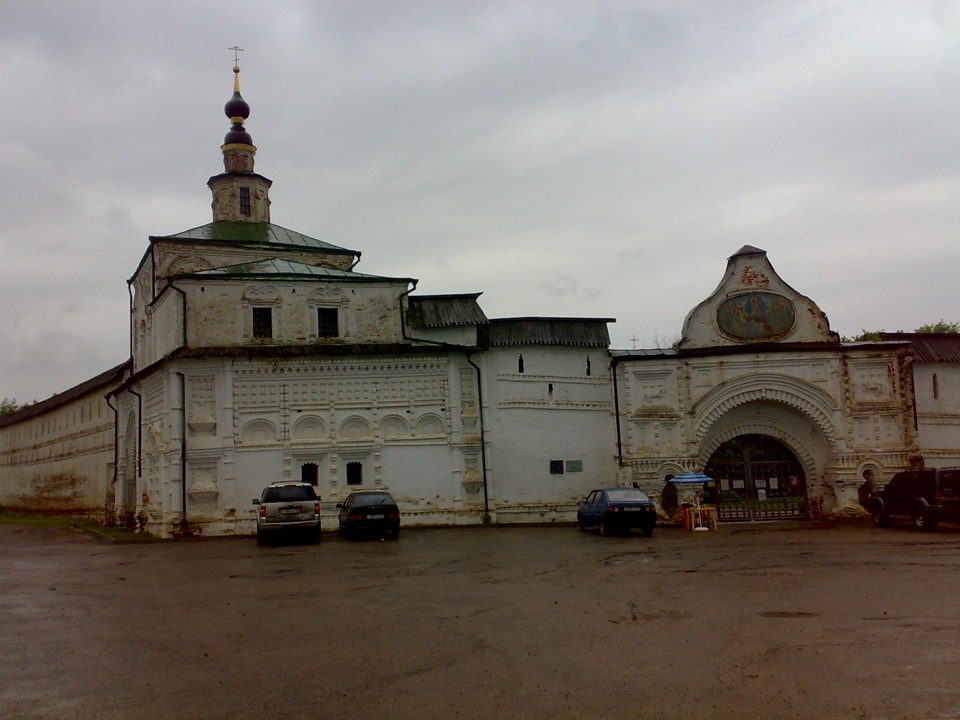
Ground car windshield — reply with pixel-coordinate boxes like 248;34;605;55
263;485;316;502
352;493;395;507
605;489;650;503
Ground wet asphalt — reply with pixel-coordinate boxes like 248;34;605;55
1;520;959;720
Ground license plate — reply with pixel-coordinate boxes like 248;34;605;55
367;514;385;520
624;507;641;512
280;507;299;515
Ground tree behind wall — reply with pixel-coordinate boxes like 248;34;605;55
844;320;960;342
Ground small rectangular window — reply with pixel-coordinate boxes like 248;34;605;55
565;460;583;473
317;308;339;337
549;460;564;475
301;463;319;486
252;307;272;339
239;187;251;215
346;461;363;486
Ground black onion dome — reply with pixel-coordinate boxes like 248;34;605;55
224;92;250;121
223;125;253;146
223;66;253;146
224;66;250;120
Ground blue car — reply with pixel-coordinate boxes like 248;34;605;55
578;487;657;537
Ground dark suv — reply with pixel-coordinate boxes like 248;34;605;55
869;468;960;530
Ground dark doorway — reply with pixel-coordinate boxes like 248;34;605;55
706;435;808;521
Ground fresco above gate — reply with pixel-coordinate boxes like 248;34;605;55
717;292;796;340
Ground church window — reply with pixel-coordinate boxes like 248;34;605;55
346;461;363;486
239;187;251;215
518;354;524;374
586;356;592;376
301;463;319;486
550;460;564;474
317;308;339;337
933;373;939;400
252;307;273;339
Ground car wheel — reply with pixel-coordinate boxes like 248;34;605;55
641;524;654;538
388;528;400;540
600;517;610;537
311;527;322;544
256;529;266;546
912;508;935;531
871;510;889;528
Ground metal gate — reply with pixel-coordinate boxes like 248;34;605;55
706;435;808;522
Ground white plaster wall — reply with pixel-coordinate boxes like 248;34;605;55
129;351;478;536
147;290;185;366
914;363;960;466
679;248;836;350
179;279;407;346
615;344;917;511
483;345;616;517
0;387;120;519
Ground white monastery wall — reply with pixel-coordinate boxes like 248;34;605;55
914;363;960;467
616;344;917;511
0;376;124;519
142;289;184;367
121;351;490;536
177;280;406;346
483;345;616;522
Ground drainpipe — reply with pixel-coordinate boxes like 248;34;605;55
611;355;624;466
465;352;490;522
399;283;491;523
176;371;188;532
105;391;119;525
126;386;143;525
127;281;135;362
127;388;142;477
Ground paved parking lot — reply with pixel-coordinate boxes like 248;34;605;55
2;520;960;720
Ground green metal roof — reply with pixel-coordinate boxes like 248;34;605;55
184;258;412;283
153;221;359;255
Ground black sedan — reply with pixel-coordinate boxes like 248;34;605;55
577;487;657;537
337;491;401;539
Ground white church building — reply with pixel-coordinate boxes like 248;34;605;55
1;67;956;537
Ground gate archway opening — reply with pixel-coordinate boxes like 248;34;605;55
705;435;808;521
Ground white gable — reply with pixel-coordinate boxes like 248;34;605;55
678;246;838;350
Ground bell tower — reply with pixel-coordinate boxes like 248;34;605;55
207;55;272;223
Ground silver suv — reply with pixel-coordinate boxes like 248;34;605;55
253;482;321;545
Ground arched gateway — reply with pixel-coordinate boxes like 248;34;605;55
613;246;918;520
706;435;807;521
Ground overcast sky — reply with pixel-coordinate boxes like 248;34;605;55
2;1;958;402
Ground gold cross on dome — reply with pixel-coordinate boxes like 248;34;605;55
229;45;244;67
